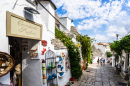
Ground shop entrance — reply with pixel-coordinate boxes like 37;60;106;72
9;37;22;86
9;37;40;86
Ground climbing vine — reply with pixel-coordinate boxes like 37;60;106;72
76;34;92;68
55;28;82;79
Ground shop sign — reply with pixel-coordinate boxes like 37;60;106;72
6;11;42;40
0;52;15;77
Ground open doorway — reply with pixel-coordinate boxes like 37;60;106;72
9;37;22;86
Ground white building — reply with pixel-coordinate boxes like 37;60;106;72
92;43;109;63
0;0;68;86
0;0;83;85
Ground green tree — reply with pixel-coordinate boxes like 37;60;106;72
120;35;130;53
110;35;130;66
110;41;122;56
106;52;112;57
110;41;122;66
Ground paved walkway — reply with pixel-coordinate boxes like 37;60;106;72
74;63;127;86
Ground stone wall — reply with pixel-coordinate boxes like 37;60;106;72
55;12;60;30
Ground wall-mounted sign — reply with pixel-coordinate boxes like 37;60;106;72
0;52;15;77
6;11;42;40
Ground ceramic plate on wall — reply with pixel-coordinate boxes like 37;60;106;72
0;52;15;77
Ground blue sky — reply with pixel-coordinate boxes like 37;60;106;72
52;0;130;43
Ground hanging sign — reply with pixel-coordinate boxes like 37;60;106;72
0;52;15;77
6;11;42;40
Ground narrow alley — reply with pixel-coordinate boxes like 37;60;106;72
74;63;127;86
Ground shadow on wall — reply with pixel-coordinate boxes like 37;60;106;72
22;39;42;86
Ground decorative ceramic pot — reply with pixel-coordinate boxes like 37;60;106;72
42;68;46;74
43;79;46;83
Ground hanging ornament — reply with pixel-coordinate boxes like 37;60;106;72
41;40;47;47
41;48;46;55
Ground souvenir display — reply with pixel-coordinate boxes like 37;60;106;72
30;49;38;58
22;41;28;51
52;73;57;78
62;53;65;58
42;60;46;67
43;75;46;83
48;75;53;80
42;59;46;84
52;62;56;68
41;48;46;55
48;63;52;69
57;56;64;72
43;67;46;74
0;52;14;77
30;43;39;59
45;50;58;86
65;57;70;71
41;40;47;47
56;56;65;77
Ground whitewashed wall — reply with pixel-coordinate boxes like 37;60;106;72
0;0;55;86
60;17;71;33
38;1;55;40
54;49;71;86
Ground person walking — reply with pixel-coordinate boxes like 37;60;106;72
97;57;99;65
92;59;93;64
100;58;103;66
103;58;105;65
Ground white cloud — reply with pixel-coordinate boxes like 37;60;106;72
53;0;102;19
52;0;130;42
127;1;130;7
90;34;108;42
106;16;130;40
106;26;127;39
53;0;127;30
77;18;108;30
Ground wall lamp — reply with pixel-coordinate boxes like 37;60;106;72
24;7;40;14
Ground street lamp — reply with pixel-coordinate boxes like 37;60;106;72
114;34;119;67
116;34;119;41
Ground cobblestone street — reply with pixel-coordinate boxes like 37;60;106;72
74;63;127;86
